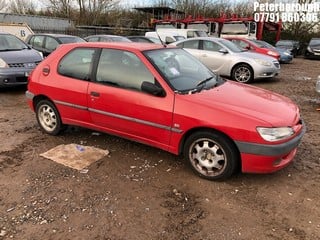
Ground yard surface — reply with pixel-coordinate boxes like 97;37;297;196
0;57;319;239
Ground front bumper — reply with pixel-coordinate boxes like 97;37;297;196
305;50;320;59
279;55;293;63
254;61;280;79
236;123;305;173
0;68;33;87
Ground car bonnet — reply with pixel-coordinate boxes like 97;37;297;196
178;80;300;127
0;49;42;63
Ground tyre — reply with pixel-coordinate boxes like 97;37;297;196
231;64;253;83
183;131;239;180
36;100;63;135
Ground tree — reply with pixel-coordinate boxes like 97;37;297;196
77;0;120;25
46;0;74;18
8;0;37;14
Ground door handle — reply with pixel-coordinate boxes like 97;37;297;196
90;91;100;97
202;54;207;57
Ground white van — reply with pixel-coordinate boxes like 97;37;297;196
145;28;207;44
158;28;208;38
145;31;185;44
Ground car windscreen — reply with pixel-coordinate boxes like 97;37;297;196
110;37;131;42
174;36;185;41
276;41;293;47
0;34;28;51
221;23;248;34
218;39;242;53
309;39;320;46
144;48;219;94
58;37;86;44
253;40;274;49
195;31;208;37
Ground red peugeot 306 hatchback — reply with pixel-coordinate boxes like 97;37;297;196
26;42;305;180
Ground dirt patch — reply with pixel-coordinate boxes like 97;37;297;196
0;58;320;239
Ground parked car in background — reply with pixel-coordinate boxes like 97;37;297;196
251;39;293;64
26;42;305;180
25;33;85;57
171;37;280;83
127;35;161;44
275;40;300;57
225;37;280;60
84;35;131;43
145;31;185;44
0;32;43;87
304;38;320;60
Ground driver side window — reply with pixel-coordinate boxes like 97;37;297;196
96;49;155;91
203;41;221;52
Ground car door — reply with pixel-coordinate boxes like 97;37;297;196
199;40;230;74
87;48;174;149
54;47;95;123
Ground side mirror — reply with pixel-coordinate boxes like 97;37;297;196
219;48;228;54
141;81;165;97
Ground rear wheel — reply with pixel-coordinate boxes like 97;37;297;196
232;64;253;83
36;100;63;135
183;131;239;180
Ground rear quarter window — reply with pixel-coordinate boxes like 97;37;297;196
58;48;96;80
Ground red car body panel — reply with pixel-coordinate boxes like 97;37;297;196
26;42;304;174
225;37;280;60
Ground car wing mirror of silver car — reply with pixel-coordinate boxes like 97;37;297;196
219;48;228;54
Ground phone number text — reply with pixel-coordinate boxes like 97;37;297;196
254;12;318;22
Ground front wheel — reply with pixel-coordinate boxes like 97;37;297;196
232;64;253;83
36;100;63;135
183;131;239;180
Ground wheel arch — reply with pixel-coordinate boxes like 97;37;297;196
179;127;240;157
32;95;53;110
230;62;254;80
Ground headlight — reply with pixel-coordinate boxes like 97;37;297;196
0;58;9;68
283;52;291;56
257;127;294;142
307;46;311;52
267;50;278;56
254;59;272;67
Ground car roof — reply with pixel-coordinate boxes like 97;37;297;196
0;32;14;35
277;40;295;43
30;33;80;38
173;36;228;44
85;34;126;38
59;42;169;51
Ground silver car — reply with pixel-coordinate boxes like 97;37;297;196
171;37;280;83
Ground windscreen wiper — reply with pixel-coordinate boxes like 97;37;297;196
197;76;214;87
